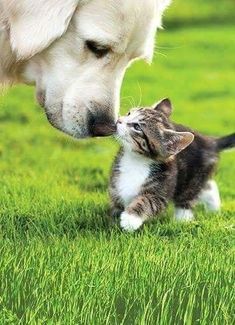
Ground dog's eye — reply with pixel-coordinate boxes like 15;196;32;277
132;123;142;131
86;40;110;58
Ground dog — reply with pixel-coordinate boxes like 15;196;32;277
0;0;171;138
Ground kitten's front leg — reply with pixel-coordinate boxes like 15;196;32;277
110;204;124;219
120;194;167;232
109;196;124;226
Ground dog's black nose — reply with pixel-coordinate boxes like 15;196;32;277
88;112;117;137
92;122;117;136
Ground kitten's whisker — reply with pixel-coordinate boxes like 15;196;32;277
137;82;143;108
154;50;167;58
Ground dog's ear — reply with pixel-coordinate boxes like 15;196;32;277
3;0;78;60
156;0;171;27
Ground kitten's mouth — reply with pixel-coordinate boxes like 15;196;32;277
116;120;125;133
115;119;131;146
114;126;126;142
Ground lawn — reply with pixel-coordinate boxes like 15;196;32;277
0;0;234;324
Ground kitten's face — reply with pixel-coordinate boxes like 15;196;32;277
116;98;194;160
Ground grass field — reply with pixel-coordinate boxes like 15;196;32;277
0;1;235;324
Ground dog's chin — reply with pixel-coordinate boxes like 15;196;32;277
45;111;63;132
45;112;88;138
45;111;117;139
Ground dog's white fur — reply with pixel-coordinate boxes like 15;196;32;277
0;0;171;137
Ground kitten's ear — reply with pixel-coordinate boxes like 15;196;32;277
163;130;194;156
153;98;172;117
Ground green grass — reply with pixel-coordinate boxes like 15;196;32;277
0;1;235;324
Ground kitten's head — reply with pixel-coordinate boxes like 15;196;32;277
116;98;194;160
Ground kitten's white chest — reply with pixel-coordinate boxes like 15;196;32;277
117;151;151;206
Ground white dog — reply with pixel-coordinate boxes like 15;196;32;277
0;0;171;137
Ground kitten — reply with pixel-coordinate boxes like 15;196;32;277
109;98;235;231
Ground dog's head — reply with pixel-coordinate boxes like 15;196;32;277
2;0;171;137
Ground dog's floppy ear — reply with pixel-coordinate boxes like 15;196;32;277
3;0;78;60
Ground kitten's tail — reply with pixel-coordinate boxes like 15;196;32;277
216;133;235;152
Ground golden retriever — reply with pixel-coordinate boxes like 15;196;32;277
0;0;171;137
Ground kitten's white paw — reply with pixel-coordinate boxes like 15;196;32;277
198;180;221;211
120;212;143;232
174;208;194;222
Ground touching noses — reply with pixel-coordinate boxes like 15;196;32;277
117;117;124;124
88;112;117;137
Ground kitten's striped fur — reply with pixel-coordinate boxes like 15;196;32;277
109;98;235;231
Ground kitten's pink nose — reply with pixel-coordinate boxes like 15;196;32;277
117;117;123;124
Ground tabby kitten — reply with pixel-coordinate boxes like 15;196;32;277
109;98;235;231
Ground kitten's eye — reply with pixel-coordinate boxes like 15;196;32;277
127;112;131;116
133;123;142;131
86;40;110;58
